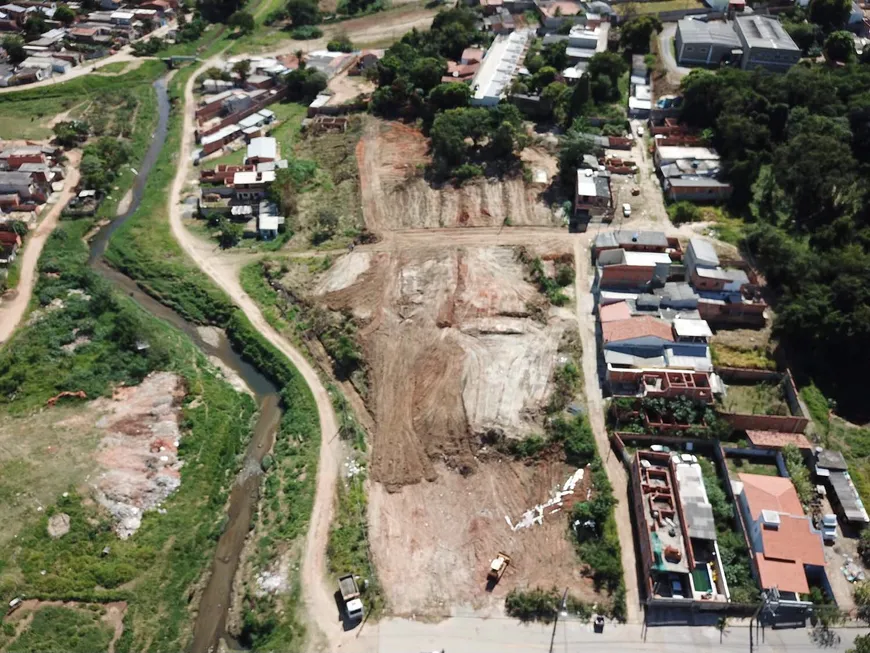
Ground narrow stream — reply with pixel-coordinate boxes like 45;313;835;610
87;75;278;653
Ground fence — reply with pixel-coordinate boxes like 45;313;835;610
198;86;289;139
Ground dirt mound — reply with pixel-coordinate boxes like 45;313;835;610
311;246;570;490
90;372;186;538
369;459;599;615
357;119;558;233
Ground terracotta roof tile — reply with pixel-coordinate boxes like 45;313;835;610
755;555;810;595
761;514;826;567
738;473;804;518
746;430;812;450
601;316;674;344
599;301;632;323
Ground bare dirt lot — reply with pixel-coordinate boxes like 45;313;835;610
90;372;186;538
275;238;607;614
308;245;574;489
0;372;187;547
369;459;602;616
356;119;559;233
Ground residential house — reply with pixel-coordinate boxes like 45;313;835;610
199;124;241;156
631;451;730;601
245;137;277;165
655;145;721;169
349;49;383;76
232;170;275;202
675;19;741;67
575;168;611;215
685;237;748;292
0;171;45;201
245;74;274;90
304;50;357;79
734;15;801;72
484;8;515;34
257;200;282;240
733;474;828;601
535;0;585;31
593;230;673;259
665;177;733;202
442;60;479;83
469;29;532;106
597;249;671;289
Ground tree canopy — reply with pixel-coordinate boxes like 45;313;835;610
679;62;870;416
285;0;320;26
619;15;662;53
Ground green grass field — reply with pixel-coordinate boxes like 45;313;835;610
614;0;704;15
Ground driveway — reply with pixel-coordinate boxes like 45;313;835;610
658;24;693;88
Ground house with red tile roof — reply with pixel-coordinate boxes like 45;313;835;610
734;473;828;600
602;315;674;349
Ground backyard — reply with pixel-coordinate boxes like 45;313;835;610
719;381;790;416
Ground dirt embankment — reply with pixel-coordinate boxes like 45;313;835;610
307;245;572;490
356;119;559;233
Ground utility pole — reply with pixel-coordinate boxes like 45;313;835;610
549;588;569;653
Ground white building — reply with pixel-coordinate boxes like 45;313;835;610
470;29;533;106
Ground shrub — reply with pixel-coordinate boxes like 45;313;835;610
290;25;323;39
506;587;556;621
783;444;814;507
555;264;575;287
668;201;702;224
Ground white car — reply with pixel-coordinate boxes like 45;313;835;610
622;203;631;217
637;126;645;137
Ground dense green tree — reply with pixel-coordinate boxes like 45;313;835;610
228;9;254;34
809;0;850;31
2;35;26;64
53;120;89;148
558;126;596;184
850;634;870;653
410;57;445;93
783;20;820;53
541;40;569;70
619;15;662;52
54;4;76;25
218;219;243;248
286;0;320;26
232;58;251;80
198;0;244;23
824;30;854;62
427;82;471;111
23;13;46;40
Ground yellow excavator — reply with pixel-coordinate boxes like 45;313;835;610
487;552;511;585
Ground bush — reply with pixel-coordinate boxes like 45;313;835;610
783;444;814;507
505;587;591;623
452;162;483;181
327;34;354;52
290;25;323;39
668;201;702;224
555;264;575;287
507;434;547;458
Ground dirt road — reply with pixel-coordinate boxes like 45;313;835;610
168;56;346;650
572;235;641;624
0;25;172;96
0;150;81;346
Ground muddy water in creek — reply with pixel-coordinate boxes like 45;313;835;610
87;75;280;653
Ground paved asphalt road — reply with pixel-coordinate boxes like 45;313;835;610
340;616;868;653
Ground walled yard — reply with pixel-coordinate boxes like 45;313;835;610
273;240;601;613
356;118;560;233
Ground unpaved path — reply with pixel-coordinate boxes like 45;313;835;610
573;234;641;624
169;56;346;650
0;25;170;95
0;150;81;346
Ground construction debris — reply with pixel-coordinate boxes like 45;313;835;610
505;466;587;532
